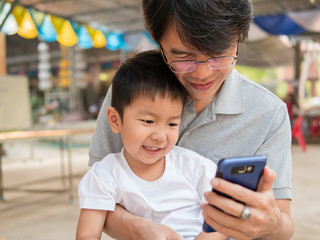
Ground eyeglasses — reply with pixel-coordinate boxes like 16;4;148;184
161;43;239;73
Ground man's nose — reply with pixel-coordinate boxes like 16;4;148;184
189;61;213;80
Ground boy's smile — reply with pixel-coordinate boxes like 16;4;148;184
118;94;183;181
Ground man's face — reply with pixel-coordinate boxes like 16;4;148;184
160;27;238;113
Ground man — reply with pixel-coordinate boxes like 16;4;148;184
89;0;294;239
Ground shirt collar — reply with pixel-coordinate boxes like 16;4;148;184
181;69;244;125
214;69;244;114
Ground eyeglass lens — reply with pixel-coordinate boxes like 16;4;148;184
170;61;197;73
170;56;235;73
207;56;235;69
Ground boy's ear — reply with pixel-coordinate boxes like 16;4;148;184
107;107;121;133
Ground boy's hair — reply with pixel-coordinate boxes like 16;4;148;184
143;0;253;56
111;50;188;119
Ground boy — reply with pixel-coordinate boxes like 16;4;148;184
76;50;227;240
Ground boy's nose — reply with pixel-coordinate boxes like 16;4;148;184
151;130;166;142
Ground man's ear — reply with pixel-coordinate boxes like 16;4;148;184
107;107;121;133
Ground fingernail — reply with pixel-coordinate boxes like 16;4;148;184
212;178;219;187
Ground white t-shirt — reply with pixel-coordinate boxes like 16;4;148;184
78;145;217;240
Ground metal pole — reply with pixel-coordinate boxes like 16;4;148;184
60;137;66;186
67;136;74;204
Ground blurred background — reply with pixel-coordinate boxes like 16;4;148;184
0;0;320;239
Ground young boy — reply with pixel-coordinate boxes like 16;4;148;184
76;50;227;240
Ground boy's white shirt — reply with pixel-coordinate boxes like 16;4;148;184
78;145;217;240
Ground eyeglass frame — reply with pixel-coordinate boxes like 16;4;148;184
160;42;239;73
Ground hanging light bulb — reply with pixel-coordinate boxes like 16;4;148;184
58;20;78;46
75;25;93;49
13;5;37;39
39;15;57;42
1;3;18;34
106;31;124;51
29;9;57;42
86;26;106;48
51;16;77;46
1;14;18;35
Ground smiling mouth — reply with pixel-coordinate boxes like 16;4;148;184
143;145;165;151
192;81;212;86
189;80;214;90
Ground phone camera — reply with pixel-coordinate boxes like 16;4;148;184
232;165;255;175
238;166;246;174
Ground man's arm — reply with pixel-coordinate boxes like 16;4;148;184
104;205;184;240
195;231;228;240
201;167;294;240
89;86;123;167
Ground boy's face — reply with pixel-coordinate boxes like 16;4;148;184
119;94;183;174
160;26;238;112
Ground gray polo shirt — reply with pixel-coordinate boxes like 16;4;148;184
89;69;292;200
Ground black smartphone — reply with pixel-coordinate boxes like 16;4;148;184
203;155;267;233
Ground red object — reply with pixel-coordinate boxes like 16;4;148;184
292;115;306;152
285;102;293;122
310;117;320;137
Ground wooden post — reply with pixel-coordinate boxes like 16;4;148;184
0;33;6;75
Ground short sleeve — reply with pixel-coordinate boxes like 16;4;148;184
78;162;118;211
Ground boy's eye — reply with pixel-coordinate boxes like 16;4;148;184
169;123;179;127
141;120;153;124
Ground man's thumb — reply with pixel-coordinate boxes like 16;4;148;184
258;166;276;192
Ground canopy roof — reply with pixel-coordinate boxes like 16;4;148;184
3;0;320;68
19;0;144;33
254;0;320;16
18;0;320;34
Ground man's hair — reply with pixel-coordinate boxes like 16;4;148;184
143;0;253;56
111;50;188;119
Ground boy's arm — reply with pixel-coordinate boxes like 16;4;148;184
76;209;108;240
104;204;184;240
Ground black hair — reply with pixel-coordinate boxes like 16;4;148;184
143;0;253;56
111;50;188;119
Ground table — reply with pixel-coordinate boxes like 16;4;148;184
0;128;94;202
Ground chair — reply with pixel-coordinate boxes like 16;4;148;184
310;117;320;137
292;115;306;152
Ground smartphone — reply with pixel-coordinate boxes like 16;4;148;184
203;155;267;233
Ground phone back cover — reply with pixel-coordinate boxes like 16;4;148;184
218;156;266;190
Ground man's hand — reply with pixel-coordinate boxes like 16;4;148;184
201;166;294;240
138;221;184;240
105;204;183;240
